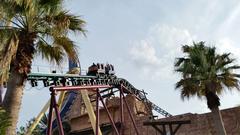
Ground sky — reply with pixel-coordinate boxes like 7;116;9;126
17;0;240;127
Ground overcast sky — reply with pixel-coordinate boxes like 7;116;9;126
18;0;240;127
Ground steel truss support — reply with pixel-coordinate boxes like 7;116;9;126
120;85;140;135
43;84;163;135
81;89;102;135
96;89;100;135
46;85;111;135
27;72;172;117
97;90;120;135
26;90;66;135
119;86;124;135
47;88;64;135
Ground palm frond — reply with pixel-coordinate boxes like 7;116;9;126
225;65;240;70
1;0;86;72
39;0;63;14
68;14;86;34
0;107;11;135
0;31;19;84
36;40;64;65
53;36;79;64
174;41;240;107
41;11;86;36
176;78;201;100
174;57;188;67
181;45;190;53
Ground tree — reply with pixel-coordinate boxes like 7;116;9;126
0;107;11;135
174;41;240;135
0;0;86;134
17;114;71;135
17;116;46;135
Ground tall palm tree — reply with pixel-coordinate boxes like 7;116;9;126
174;41;240;135
0;0;86;134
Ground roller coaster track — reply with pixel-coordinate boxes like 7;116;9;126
27;73;172;117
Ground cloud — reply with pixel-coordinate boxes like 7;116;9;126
217;1;240;34
129;24;194;80
130;40;160;67
217;38;240;59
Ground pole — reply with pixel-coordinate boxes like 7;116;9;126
47;89;54;135
120;86;124;135
52;90;64;135
58;91;66;110
81;89;102;135
162;125;166;135
96;89;99;135
121;85;139;135
98;91;120;135
27;91;65;135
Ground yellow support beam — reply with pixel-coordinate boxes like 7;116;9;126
57;91;66;110
81;90;102;135
26;98;50;135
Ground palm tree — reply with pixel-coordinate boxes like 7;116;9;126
174;41;240;135
0;0;86;134
0;107;11;135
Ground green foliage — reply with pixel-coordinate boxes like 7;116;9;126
174;41;240;109
0;107;11;134
0;0;86;79
17;119;43;135
17;114;72;135
17;114;47;135
0;0;86;133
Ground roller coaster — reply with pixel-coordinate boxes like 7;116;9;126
26;63;172;135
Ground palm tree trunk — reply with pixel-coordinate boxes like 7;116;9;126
2;70;26;135
211;107;227;135
0;85;2;105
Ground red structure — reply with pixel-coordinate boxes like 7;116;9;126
47;84;140;135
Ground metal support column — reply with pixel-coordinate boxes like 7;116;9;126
98;91;120;135
47;88;64;135
47;90;54;135
81;89;102;135
120;85;140;135
120;86;124;135
96;89;99;135
52;91;64;135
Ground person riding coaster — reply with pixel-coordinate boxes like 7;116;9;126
87;63;115;78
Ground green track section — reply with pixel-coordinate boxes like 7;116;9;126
28;72;95;80
27;72;172;117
